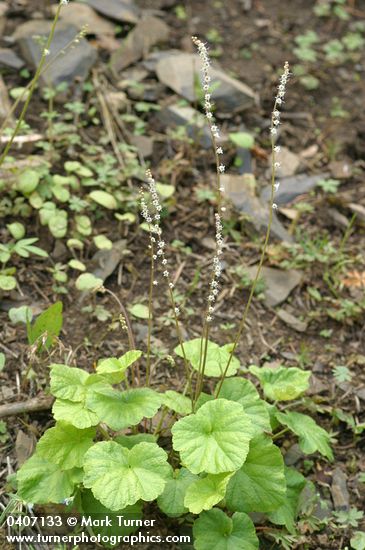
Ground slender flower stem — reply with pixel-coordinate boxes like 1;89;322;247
0;2;64;167
216;62;290;398
146;242;155;387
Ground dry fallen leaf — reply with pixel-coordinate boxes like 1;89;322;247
341;270;365;288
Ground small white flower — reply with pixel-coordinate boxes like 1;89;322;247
218;164;225;173
44;49;50;56
206;315;213;322
206;112;213;119
209;306;214;312
163;270;169;277
274;162;281;168
274;146;281;152
216;147;223;154
60;0;69;5
174;307;180;315
272;203;278;209
169;282;174;289
274;182;280;191
270;128;277;135
208;295;215;302
162;259;167;265
153;280;158;286
219;186;225;192
221;206;226;212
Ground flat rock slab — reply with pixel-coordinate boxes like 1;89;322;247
15;21;97;89
155;52;257;113
83;0;140;24
110;15;169;72
276;308;307;332
260;172;328;206
222;174;293;242
245;265;303;307
269;146;300;178
158;103;212;148
53;2;117;37
0;48;24;69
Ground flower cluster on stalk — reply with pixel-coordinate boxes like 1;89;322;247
206;213;223;322
140;171;178;310
271;61;290;210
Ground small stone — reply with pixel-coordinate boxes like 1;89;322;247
155;52;257;113
52;2;117;38
331;467;350;511
111;15;170;72
276;308;307;332
222;174;294;242
329;160;352;179
130;135;153;158
260;172;329;206
269;146;300;177
83;0;140;23
0;48;25;70
244;265;303;307
15;21;97;90
158;103;213;149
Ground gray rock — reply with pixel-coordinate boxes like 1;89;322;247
83;0;140;23
130;134;153;158
284;443;304;466
155;53;257;113
110;15;169;72
276;308;307;332
16;21;97;89
331;467;350;511
269;146;300;178
158;103;212;148
143;49;181;71
222;174;293;242
0;75;13;125
244;265;303;307
260;172;328;206
0;48;25;70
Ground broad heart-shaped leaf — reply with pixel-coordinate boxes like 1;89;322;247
276;411;333;460
193;509;259;550
53;399;100;429
36;423;95;469
267;467;306;534
172;399;254;474
225;434;286;513
27;301;63;349
83;441;171;511
50;364;90;402
115;433;157;449
249;364;311;401
184;472;233;514
96;350;142;384
157;468;198;517
86;387;162;431
162;390;192;415
174;338;240;378
81;489;143;541
75;273;104;292
17;454;78;504
217;378;271;435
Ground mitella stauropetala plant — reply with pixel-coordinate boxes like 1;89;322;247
14;40;334;549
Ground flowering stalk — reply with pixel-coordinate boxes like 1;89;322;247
216;62;290;398
0;0;68;167
191;37;226;406
140;171;192;396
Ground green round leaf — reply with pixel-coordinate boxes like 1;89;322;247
53;399;100;429
50;364;90;402
68;259;86;271
172;399;254;474
17;454;77;504
75;215;92;236
89;191;118;210
7;222;25;240
83;441;171;511
0;275;17;290
229;131;255;149
96;350;142;384
156;182;175;198
17;169;40;194
226;434;286;513
249;365;311;401
48;211;68;238
75;273;104;292
86;387;162;431
162;390;192;415
128;303;149;319
217;378;271;435
8;305;33;324
174;338;240;378
193;509;259;550
157;468;198;517
93;235;113;250
276;411;333;460
37;423;95;469
184;472;233;514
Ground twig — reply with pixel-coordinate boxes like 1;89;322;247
0;396;54;419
